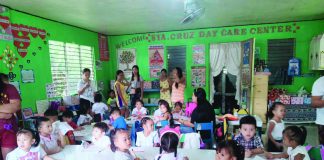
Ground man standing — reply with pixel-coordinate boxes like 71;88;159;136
311;76;324;145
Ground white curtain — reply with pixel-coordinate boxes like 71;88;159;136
209;42;242;103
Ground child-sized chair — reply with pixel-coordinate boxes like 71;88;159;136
308;145;324;160
194;121;214;148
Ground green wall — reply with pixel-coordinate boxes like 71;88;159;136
107;20;324;102
0;9;110;112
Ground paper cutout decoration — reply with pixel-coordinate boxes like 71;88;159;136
27;60;30;63
36;100;49;114
98;33;109;61
46;83;56;98
21;69;35;83
118;48;136;71
0;45;19;71
32;52;36;56
19;65;23;69
192;45;205;65
0;15;10;30
288;58;301;76
29;26;38;38
191;66;206;87
8;72;16;80
22;108;33;119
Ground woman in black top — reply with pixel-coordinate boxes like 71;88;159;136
179;88;215;139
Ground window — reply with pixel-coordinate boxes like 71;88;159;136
268;38;295;85
167;45;186;75
49;40;95;96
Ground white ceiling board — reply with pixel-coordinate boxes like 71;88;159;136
1;0;324;35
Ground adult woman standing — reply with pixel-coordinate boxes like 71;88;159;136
114;70;130;118
129;65;144;109
171;67;186;105
77;68;96;112
0;72;21;159
159;69;171;106
179;88;216;140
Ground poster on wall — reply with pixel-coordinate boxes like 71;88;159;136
46;83;56;98
149;45;164;78
98;33;109;61
241;67;250;85
192;45;205;65
21;69;35;83
242;41;251;65
191;66;206;87
117;48;136;80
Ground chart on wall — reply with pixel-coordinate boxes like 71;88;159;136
191;66;206;87
192;45;205;65
117;48;136;81
149;45;164;78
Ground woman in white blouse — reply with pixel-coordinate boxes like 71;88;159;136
77;68;96;111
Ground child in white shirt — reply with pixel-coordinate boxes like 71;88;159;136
110;129;139;160
131;99;147;117
36;117;65;155
91;122;111;149
6;129;53;160
92;93;108;117
172;102;185;120
136;117;158;147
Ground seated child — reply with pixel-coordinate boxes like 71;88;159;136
131;99;147;117
265;126;310;160
109;108;127;130
77;108;93;126
6;128;54;160
233;115;264;158
153;100;163;117
266;102;286;152
91;122;111;149
172;102;184;120
136;117;158;147
107;89;117;110
154;126;188;160
62;110;83;131
155;100;171;122
44;109;59;125
110;129;139;160
36;117;65;155
92;92;109;118
216;140;245;160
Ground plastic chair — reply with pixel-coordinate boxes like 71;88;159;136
160;120;169;128
308;145;324;160
194;121;214;146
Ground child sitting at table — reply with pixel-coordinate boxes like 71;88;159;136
92;92;109;118
155;100;171;122
136;117;158;147
36;117;65;155
44;109;59;125
62;110;84;131
6;128;54;160
109;108;127;130
266;102;286;152
107;89;117;110
91;122;111;149
172;102;184;120
110;129;139;160
233;115;264;158
77;107;93;126
154;126;189;160
131;99;147;118
216;140;245;160
265;126;310;160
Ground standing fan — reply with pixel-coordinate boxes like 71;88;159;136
180;0;205;24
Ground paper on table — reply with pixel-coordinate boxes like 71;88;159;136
52;121;74;135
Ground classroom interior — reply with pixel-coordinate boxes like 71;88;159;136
0;0;324;160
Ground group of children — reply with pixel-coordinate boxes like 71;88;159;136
216;102;310;160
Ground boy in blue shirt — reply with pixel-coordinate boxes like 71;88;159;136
109;108;127;130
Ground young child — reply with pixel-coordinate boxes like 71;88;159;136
216;140;245;160
62;110;83;131
110;129;138;160
233;115;264;158
107;89;117;110
154;100;163;117
6;128;53;160
136;117;158;147
266;102;286;152
77;107;93;126
131;99;147;117
265;126;310;160
36;117;65;155
109;108;127;130
44;109;59;125
92;92;109;117
172;102;184;120
155;100;171;122
91;122;111;149
154;127;188;160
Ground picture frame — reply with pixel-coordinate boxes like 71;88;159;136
22;108;34;119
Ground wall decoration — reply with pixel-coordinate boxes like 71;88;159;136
288;58;301;76
38;47;42;50
46;83;56;98
0;45;19;71
9;81;20;94
192;45;205;65
32;52;36;56
21;69;35;83
191;66;206;87
27;60;30;63
8;72;16;80
19;65;23;69
22;108;33;119
149;45;164;78
118;48;136;71
95;60;102;70
98;33;109;61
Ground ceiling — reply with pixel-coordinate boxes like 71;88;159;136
1;0;324;35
